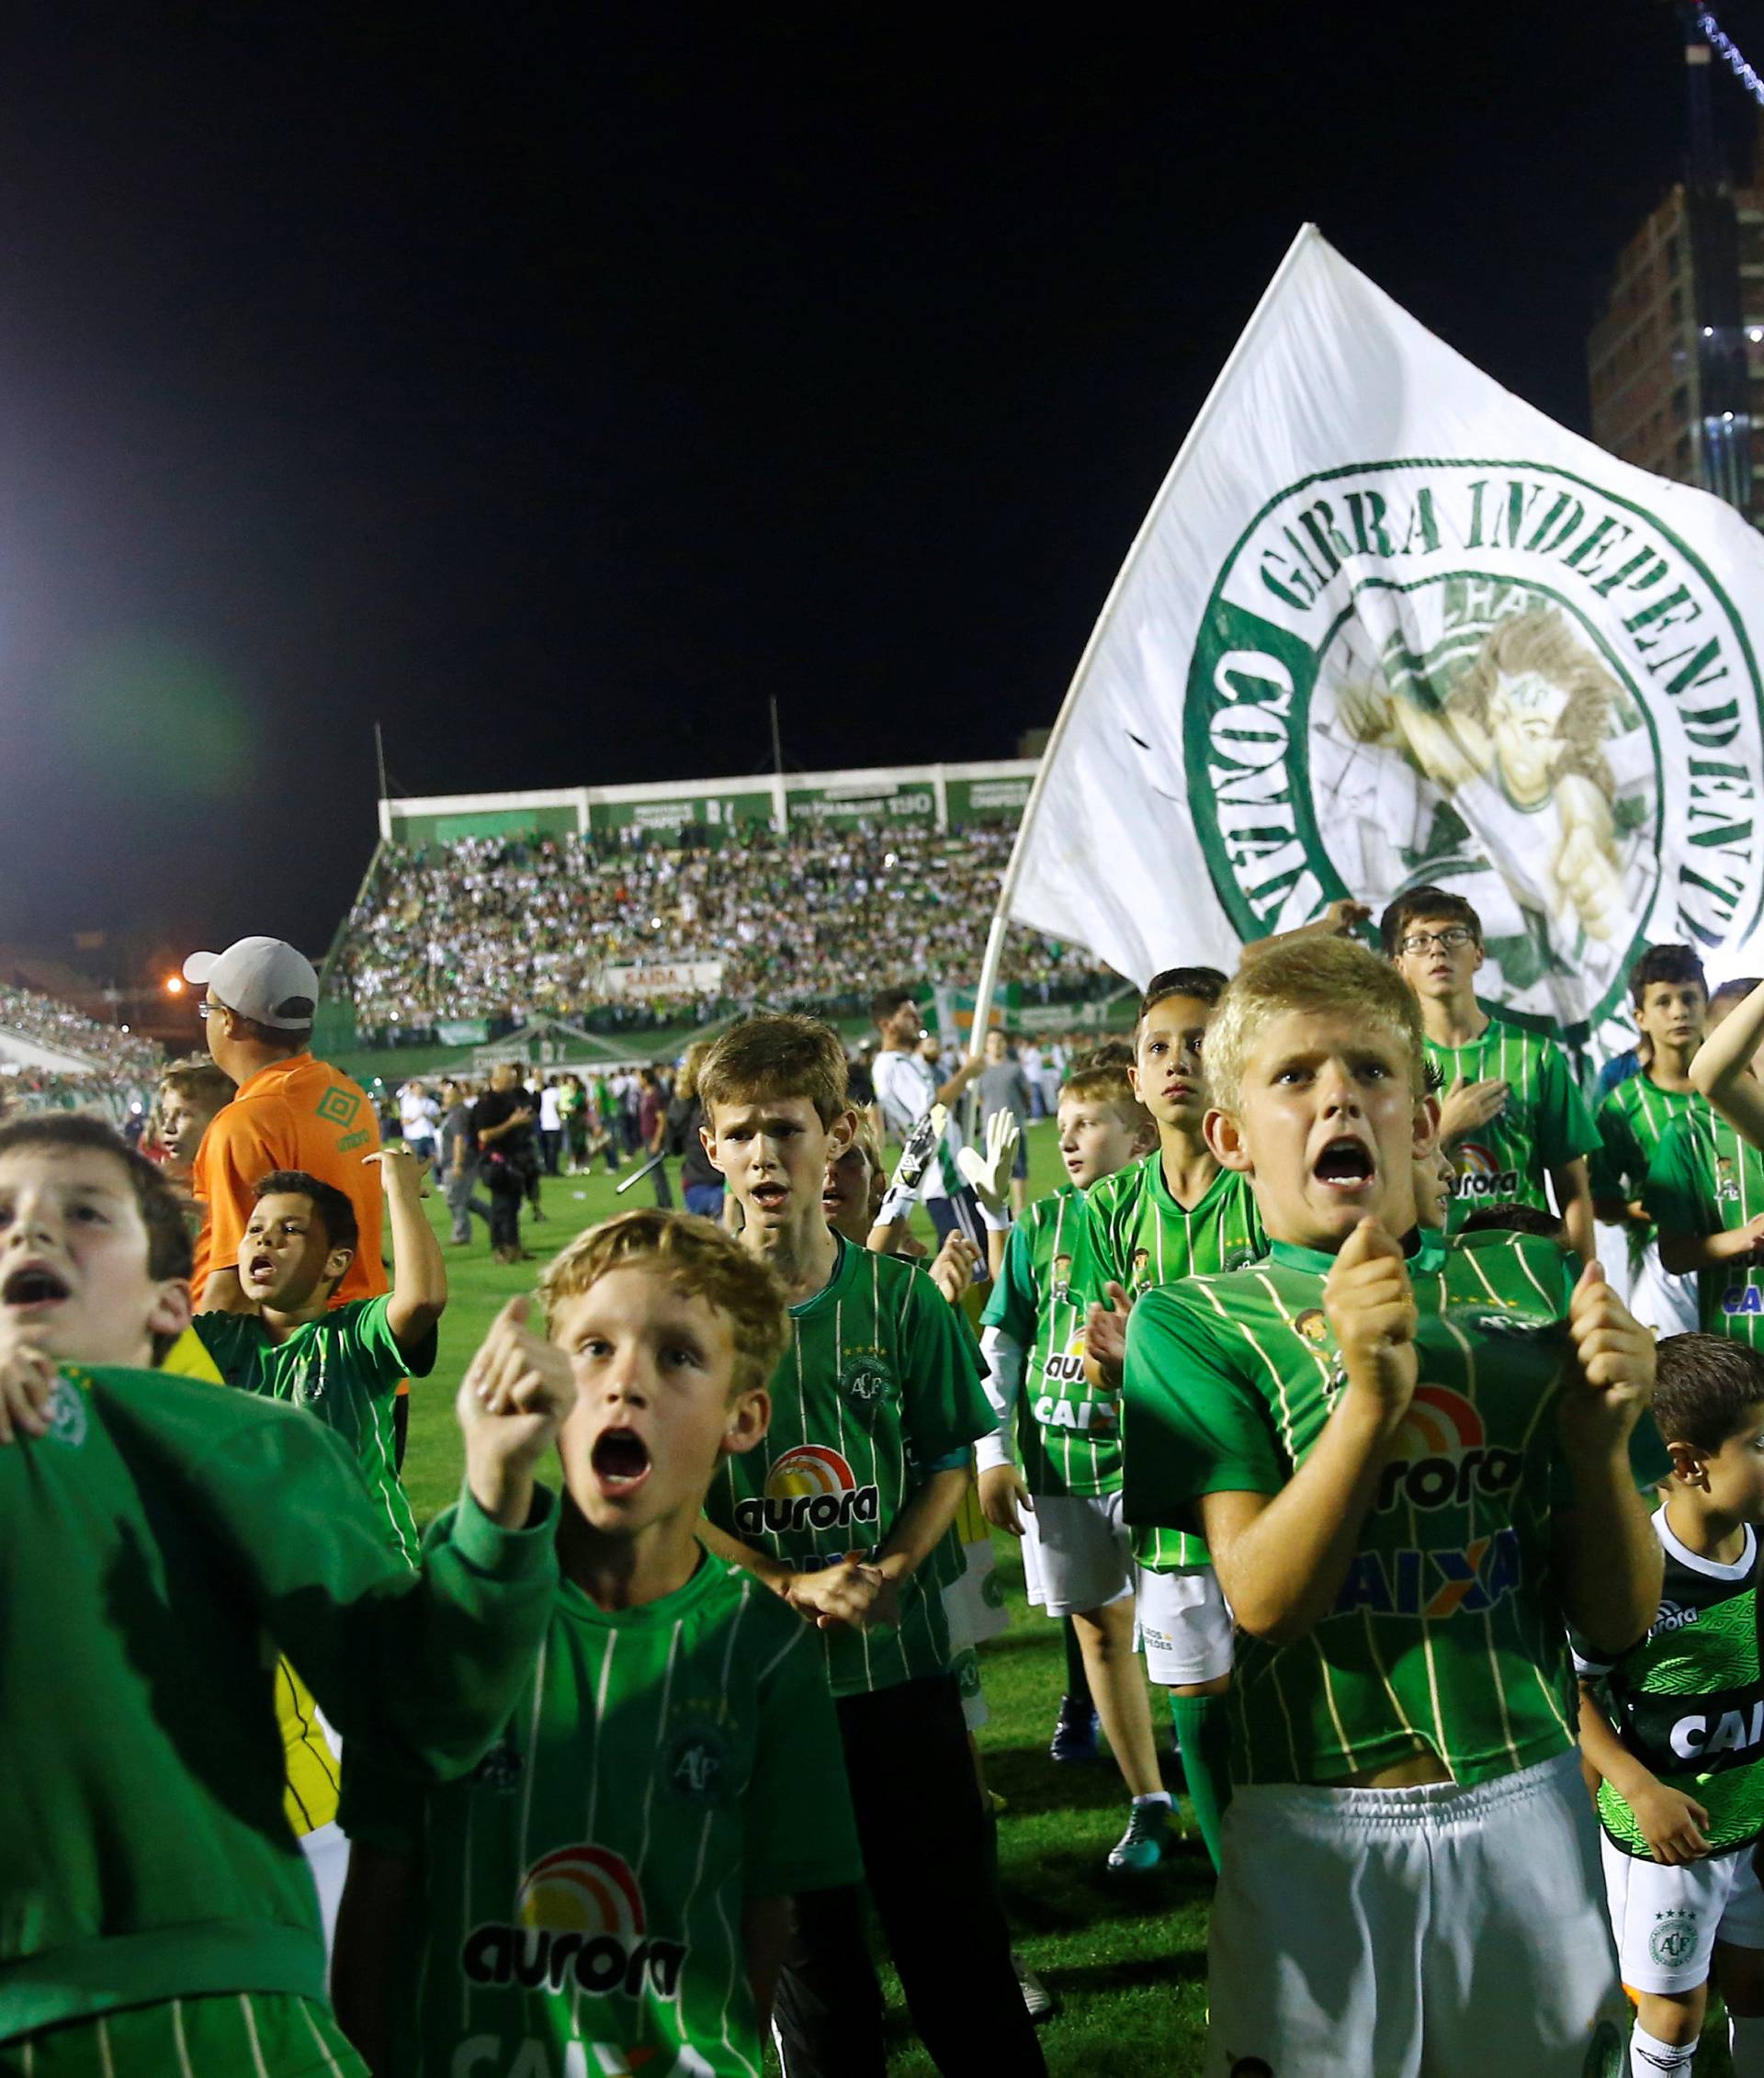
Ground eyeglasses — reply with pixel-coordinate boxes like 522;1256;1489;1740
196;1000;230;1022
1398;927;1476;955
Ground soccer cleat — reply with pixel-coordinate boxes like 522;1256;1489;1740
1048;1694;1100;1764
1013;1952;1057;2023
1106;1801;1170;1875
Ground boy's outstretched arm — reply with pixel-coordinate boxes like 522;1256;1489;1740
1552;1264;1662;1660
1690;975;1764;1145
870;1461;970;1616
1199;1218;1418;1644
367;1146;447;1350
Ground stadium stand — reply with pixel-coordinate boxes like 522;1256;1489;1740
331;820;1114;1040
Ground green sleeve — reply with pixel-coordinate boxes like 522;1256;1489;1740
188;1407;557;1779
1589;1097;1640;1203
1085;1175;1125;1285
1536;1041;1600;1169
1643;1122;1711;1237
340;1293;438;1386
896;1265;996;1465
980;1220;1039;1341
742;1621;864;1898
1120;1284;1285;1530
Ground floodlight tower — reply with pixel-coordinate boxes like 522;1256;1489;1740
1678;3;1753;510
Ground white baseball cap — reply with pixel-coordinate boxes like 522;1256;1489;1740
182;937;319;1030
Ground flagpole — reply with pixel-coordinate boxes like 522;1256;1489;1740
963;221;1323;1061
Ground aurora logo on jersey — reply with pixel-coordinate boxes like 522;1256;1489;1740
1449;1142;1520;1201
734;1444;880;1539
1374;1385;1521;1514
461;1844;686;1999
1333;1526;1522;1620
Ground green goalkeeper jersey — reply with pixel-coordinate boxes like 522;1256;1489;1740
703;1235;994;1699
1590;1076;1703;1271
1575;1515;1764;1860
342;1550;863;2078
195;1295;431;1566
1120;1228;1670;1788
1087;1148;1265;1568
1645;1106;1764;1342
980;1185;1118;1497
1423;1014;1599;1233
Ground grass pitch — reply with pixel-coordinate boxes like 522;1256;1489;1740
396;1124;1714;2075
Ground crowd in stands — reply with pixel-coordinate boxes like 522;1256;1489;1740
0;980;163;1118
331;821;1114;1038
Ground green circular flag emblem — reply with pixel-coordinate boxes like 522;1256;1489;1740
1185;460;1764;1045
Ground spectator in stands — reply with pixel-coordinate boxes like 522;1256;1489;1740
470;1061;536;1264
183;936;386;1313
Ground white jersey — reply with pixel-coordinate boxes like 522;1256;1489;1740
538;1084;562;1132
871;1047;963;1200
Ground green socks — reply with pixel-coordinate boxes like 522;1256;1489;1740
1169;1692;1232;1872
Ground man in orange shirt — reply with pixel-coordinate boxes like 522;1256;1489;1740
184;937;387;1315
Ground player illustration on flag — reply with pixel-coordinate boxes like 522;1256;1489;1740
1321;577;1658;1017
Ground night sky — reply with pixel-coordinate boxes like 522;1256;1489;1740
0;2;1753;977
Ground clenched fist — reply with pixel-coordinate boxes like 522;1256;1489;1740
1323;1217;1418;1422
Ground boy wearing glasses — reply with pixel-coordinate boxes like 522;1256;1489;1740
1381;887;1598;1260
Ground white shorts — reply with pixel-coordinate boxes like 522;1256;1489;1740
944;1536;1010;1651
1205;1749;1628;2077
1023;1491;1234;1685
302;1818;349;1972
1601;1831;1764;1992
1628;1241;1700;1340
1135;1565;1235;1688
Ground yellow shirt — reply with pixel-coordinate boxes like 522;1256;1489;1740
160;1327;342;1836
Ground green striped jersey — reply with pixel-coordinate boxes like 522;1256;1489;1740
1087;1149;1265;1568
981;1185;1117;1497
703;1236;993;1698
194;1296;426;1565
1576;1514;1764;1859
1591;1075;1703;1271
1645;1108;1764;1342
1424;1015;1598;1233
1121;1228;1669;1788
341;1553;862;2077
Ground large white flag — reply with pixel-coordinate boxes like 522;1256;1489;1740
1006;224;1764;1045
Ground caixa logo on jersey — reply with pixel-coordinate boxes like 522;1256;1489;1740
1447;1143;1520;1203
735;1444;879;1538
461;1844;685;1999
1374;1385;1521;1513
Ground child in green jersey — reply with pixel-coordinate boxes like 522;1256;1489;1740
1082;966;1252;1872
978;1056;1186;1878
0;1112;564;2078
1649;978;1764;1350
1120;937;1662;2078
695;1014;1047;2078
1591;943;1708;1337
1382;884;1599;1259
331;1208;863;2078
1576;1335;1764;2078
193;1148;443;1566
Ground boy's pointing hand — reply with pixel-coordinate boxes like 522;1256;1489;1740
1324;1217;1418;1421
458;1295;573;1527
